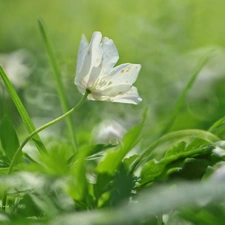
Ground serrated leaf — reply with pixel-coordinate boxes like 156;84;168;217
185;138;210;152
109;164;136;206
140;159;166;183
141;145;213;184
0;115;21;162
180;158;210;180
165;141;186;158
132;129;220;174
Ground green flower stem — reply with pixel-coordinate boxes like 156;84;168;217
157;214;164;225
2;90;89;211
9;89;89;174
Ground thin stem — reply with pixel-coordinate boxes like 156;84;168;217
9;90;89;175
158;50;212;137
157;214;164;225
2;90;89;211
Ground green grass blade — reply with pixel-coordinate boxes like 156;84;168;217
0;67;47;154
0;115;21;162
159;50;214;137
38;18;77;152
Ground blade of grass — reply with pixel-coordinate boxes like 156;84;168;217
38;18;77;153
0;67;47;154
0;82;7;116
159;50;214;137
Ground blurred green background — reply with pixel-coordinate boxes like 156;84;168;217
0;0;225;145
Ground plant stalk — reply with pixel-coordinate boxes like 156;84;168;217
1;89;89;211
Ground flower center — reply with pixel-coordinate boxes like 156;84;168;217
90;78;113;92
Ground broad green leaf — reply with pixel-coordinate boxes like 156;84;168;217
132;129;221;172
179;158;210;180
97;109;147;174
165;141;186;158
109;164;136;206
96;147;122;174
185;137;210;152
0;66;47;154
68;144;115;165
94;173;113;200
140;145;213;184
68;145;93;201
140;159;166;183
0;115;21;162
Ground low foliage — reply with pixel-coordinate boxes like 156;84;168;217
0;18;225;225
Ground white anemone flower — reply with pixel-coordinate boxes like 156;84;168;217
75;31;142;104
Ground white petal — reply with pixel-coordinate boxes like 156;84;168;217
86;61;103;87
101;37;119;74
107;63;141;86
76;83;86;95
76;34;89;75
87;93;110;101
93;84;131;96
110;86;142;104
76;32;103;88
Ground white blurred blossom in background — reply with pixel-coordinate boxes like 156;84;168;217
0;49;33;89
92;119;126;145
